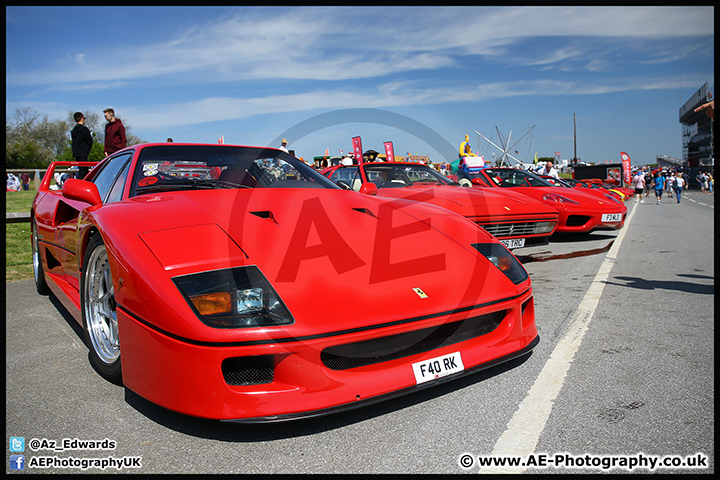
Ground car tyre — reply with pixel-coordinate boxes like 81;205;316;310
81;234;122;382
31;218;51;295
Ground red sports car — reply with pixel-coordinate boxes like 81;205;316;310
464;168;627;234
322;163;559;250
540;176;629;203
31;144;538;422
580;179;635;200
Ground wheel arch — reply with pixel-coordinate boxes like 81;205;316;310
78;224;101;271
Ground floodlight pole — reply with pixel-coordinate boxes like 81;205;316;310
573;113;577;166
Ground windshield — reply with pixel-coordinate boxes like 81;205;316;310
481;168;556;188
131;145;339;196
563;178;586;187
547;177;573;188
362;163;453;188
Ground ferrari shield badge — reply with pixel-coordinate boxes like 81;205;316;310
412;287;428;299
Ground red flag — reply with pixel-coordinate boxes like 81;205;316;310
324;147;329;158
383;141;395;163
218;135;224;144
620;152;631;185
352;136;363;164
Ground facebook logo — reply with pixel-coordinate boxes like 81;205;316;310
10;455;25;470
10;437;25;452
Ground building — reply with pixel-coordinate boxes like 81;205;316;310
679;82;714;188
656;155;683;170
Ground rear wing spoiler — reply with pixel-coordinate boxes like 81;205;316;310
39;161;100;192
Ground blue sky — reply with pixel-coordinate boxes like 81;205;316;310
5;6;714;166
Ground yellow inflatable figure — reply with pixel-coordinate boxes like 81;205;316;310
459;134;477;157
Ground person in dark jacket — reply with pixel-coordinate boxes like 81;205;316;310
71;112;94;178
103;108;127;157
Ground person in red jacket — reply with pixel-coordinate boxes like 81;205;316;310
103;108;127;157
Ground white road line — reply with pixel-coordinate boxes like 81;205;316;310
481;203;639;474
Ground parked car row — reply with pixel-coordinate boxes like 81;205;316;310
323;162;627;240
322;162;559;249
550;177;635;201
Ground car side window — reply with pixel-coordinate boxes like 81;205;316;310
329;167;363;190
92;152;133;203
330;167;359;184
105;156;133;203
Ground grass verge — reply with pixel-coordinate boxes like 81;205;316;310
5;182;38;213
6;223;34;283
6;183;38;283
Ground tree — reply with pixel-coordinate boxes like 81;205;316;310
36;115;71;157
6;108;56;168
6;138;51;169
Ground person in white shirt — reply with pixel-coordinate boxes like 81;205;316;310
666;172;676;199
540;161;559;179
632;172;646;203
278;139;289;153
674;173;685;203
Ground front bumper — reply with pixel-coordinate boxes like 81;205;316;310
225;335;539;423
117;287;538;421
555;211;626;233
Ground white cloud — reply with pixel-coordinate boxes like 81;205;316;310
110;73;706;130
6;6;712;88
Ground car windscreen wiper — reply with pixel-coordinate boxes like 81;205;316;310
136;178;252;193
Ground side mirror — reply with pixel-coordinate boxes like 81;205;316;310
62;179;102;206
359;182;378;195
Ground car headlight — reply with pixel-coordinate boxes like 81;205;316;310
472;243;529;285
173;266;294;328
534;221;557;234
542;193;581;205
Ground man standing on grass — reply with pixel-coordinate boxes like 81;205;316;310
103;108;126;157
20;172;30;191
71;112;93;178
